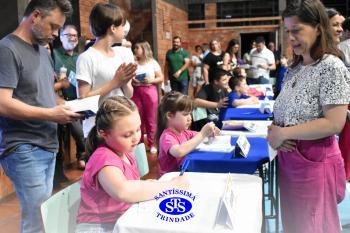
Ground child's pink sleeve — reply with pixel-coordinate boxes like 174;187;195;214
160;132;179;156
86;147;124;191
189;130;198;138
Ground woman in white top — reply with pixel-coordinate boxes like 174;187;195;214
76;3;137;137
132;41;163;154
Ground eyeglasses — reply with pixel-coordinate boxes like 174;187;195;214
62;34;78;38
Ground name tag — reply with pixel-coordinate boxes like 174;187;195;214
259;102;272;114
234;135;250;158
243;122;257;132
215;174;235;230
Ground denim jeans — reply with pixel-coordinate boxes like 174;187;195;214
0;144;56;233
170;78;189;95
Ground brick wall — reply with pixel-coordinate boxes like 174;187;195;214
79;0;108;39
155;0;189;71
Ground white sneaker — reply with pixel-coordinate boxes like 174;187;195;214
150;146;158;154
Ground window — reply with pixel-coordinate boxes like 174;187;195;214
217;0;279;27
188;3;205;28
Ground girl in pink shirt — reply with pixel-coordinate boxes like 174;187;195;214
76;96;187;233
156;91;220;177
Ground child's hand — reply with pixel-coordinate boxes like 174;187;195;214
217;97;228;108
213;126;220;136
200;122;216;138
171;176;189;190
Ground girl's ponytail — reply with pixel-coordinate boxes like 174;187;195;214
85;125;102;160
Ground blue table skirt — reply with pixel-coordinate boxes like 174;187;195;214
182;137;269;174
220;107;273;121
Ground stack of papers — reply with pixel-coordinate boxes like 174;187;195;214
65;95;100;118
196;135;235;153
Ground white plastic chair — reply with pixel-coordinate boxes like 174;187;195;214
41;181;80;233
132;143;149;177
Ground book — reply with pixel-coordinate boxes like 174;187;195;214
65;95;100;118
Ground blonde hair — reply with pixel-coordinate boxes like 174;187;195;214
135;41;153;62
85;96;138;158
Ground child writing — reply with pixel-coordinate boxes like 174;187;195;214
156;91;220;177
76;96;187;233
228;75;259;107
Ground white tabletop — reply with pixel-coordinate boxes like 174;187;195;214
221;120;271;138
220;120;276;160
114;172;262;233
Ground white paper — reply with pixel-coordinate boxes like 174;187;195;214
65;95;100;113
259;101;273;114
196;135;235;153
236;135;250;158
215;174;236;230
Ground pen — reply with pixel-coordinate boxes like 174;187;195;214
180;159;190;176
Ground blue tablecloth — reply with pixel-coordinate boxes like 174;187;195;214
259;96;273;100
220;107;273;121
182;137;269;174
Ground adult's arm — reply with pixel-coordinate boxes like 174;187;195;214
78;63;136;99
0;88;80;124
280;104;347;140
194;98;218;109
173;58;190;78
203;64;210;84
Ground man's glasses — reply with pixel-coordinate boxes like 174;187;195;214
63;34;78;38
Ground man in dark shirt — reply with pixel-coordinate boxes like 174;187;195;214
0;1;80;232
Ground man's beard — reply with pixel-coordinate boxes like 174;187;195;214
32;27;53;46
63;42;77;51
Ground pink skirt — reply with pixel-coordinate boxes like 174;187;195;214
339;104;350;179
278;136;346;233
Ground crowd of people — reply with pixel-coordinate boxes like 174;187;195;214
0;0;349;233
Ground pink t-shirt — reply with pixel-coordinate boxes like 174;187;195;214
77;146;140;224
158;128;197;177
